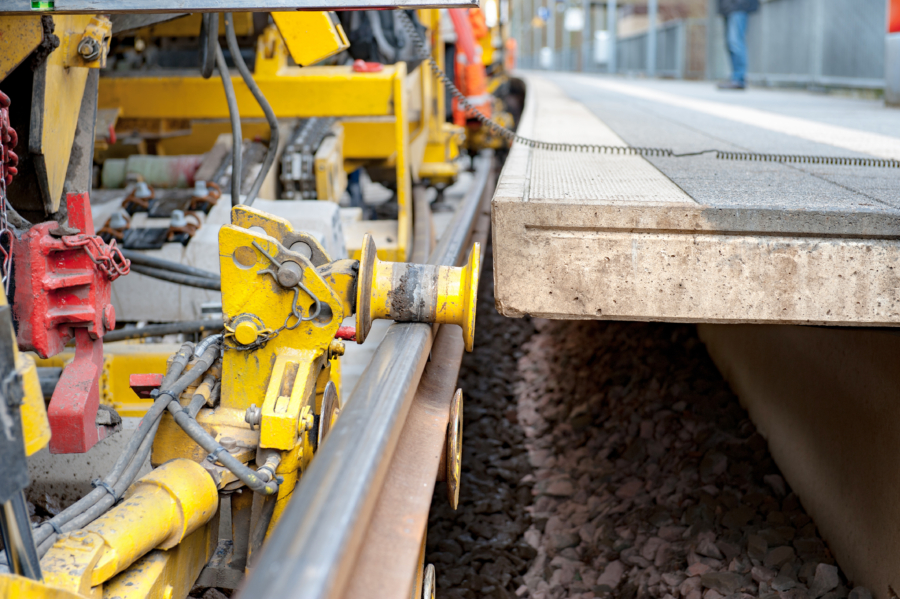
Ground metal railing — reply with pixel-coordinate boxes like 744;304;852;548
235;151;493;599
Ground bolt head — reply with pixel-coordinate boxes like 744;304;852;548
276;261;303;288
234;321;260;346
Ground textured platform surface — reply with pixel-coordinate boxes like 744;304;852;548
492;73;900;325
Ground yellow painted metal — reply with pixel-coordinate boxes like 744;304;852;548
0;16;43;82
36;343;181;418
0;285;50;455
0;574;83;599
98;65;400;120
259;349;323;450
272;12;349;67
314;123;347;202
341;119;397;159
41;458;218;592
131;12;254;38
219;206;344;451
20;353;50;456
72;15;112;69
356;233;481;351
151;408;257;485
35;15;95;213
101;522;216;599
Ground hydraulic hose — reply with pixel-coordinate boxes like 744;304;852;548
104;320;224;343
164;400;278;495
215;41;243;205
120;249;219;281
199;13;219;79
130;264;222;290
33;342;210;552
224;12;279;208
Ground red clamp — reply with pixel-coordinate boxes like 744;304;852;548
352;59;384;73
13;193;131;453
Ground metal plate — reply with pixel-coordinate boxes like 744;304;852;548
1;1;477;14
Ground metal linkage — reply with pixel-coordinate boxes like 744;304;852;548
279;118;338;200
235;150;494;599
396;11;900;169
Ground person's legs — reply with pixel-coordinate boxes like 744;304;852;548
726;11;748;85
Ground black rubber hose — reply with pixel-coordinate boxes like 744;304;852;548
120;249;219;281
199;13;219;79
165;400;279;496
104;320;224;343
224;12;279;208
130;264;222;290
32;342;199;548
215;40;243;205
44;342;222;548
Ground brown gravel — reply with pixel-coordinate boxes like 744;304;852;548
426;245;872;599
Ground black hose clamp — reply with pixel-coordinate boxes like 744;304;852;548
206;446;228;464
91;478;119;503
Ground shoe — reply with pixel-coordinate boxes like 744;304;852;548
717;80;746;90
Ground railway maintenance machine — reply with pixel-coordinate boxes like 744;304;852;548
0;2;495;598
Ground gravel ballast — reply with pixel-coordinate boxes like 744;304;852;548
426;246;870;599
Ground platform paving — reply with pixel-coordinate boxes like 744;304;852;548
492;73;900;326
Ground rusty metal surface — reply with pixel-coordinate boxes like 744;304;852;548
340;323;465;599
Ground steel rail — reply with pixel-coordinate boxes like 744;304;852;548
236;150;493;599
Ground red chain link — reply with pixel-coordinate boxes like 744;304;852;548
0;90;18;186
61;234;131;281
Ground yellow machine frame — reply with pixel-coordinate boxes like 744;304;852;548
97;10;463;262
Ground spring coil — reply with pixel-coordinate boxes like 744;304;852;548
397;12;900;168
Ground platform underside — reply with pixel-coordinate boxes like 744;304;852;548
492;74;900;326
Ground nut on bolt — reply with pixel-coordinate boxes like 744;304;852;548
245;404;262;429
77;37;101;62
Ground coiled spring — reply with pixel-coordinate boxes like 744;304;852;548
397;12;899;169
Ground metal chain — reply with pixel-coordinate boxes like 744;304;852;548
396;11;900;169
60;234;131;281
0;91;19;293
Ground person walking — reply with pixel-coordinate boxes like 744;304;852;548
717;0;759;90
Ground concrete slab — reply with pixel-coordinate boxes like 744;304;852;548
492;74;900;325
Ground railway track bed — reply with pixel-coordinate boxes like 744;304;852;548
427;247;872;599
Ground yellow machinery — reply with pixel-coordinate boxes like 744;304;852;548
0;6;479;599
96;10;464;261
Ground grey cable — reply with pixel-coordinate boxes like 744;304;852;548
130;264;221;290
120;249;219;281
33;342;209;553
215;42;243;205
199;13;219;79
224;12;279;207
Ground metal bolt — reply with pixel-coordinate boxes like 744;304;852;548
245;404;261;428
328;339;345;356
276;261;303;288
77;37;101;61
